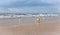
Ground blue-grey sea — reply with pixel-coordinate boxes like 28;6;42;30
0;15;60;25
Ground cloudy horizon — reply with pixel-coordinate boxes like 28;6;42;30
0;0;60;13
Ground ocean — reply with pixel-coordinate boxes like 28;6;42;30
0;14;60;26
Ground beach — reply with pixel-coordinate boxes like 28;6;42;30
0;14;60;35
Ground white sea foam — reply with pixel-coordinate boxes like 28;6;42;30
0;14;59;18
40;14;59;16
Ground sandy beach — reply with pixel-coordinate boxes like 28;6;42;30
0;15;60;35
0;21;60;35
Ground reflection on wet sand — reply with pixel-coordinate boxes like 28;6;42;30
0;15;60;35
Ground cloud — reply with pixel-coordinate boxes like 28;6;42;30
0;0;60;13
0;6;58;13
0;0;60;7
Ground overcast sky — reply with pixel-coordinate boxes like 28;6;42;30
0;0;60;13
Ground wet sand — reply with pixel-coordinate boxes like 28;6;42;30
0;16;60;35
0;22;60;35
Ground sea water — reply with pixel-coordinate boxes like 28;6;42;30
0;14;60;25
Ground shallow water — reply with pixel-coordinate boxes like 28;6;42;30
0;15;60;25
0;15;60;35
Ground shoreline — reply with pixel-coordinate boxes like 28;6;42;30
0;23;60;35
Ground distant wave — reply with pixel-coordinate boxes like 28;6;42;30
0;14;59;18
40;14;59;16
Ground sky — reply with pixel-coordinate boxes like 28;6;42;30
0;0;60;13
